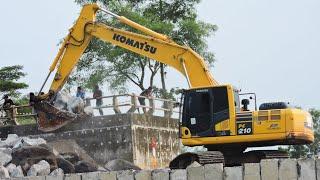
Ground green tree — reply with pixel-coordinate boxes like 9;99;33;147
72;0;217;95
0;65;28;97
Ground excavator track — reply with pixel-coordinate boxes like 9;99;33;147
169;151;224;169
169;150;288;169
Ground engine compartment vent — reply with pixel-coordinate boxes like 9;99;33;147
259;102;289;110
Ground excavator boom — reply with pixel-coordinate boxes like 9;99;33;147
36;4;218;131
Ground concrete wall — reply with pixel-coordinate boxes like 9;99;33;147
10;158;319;180
0;114;180;169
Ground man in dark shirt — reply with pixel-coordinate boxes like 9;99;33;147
138;87;153;113
93;85;103;116
1;95;16;125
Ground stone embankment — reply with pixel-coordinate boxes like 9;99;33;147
1;158;319;180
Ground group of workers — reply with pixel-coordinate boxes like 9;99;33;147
76;85;153;115
0;85;153;125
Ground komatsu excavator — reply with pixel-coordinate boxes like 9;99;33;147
32;4;314;166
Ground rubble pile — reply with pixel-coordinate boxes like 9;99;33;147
0;134;100;179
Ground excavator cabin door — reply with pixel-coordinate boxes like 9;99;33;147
182;86;230;137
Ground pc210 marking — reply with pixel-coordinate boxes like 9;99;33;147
237;122;253;135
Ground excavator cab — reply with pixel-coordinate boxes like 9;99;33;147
181;85;234;138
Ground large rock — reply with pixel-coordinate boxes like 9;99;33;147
13;137;46;149
0;148;12;166
49;168;64;176
105;159;141;171
12;145;57;172
6;163;16;174
56;156;75;174
2;134;21;147
0;165;10;179
10;165;24;178
27;160;51;176
74;161;98;173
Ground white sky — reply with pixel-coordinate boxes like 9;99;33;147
0;0;319;109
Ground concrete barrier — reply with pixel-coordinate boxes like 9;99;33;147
5;158;320;180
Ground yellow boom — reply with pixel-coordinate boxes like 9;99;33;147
44;4;217;96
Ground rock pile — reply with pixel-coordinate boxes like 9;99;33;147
0;134;99;178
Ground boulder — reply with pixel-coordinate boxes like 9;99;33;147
27;160;50;176
3;134;21;147
49;168;64;176
10;166;24;178
0;165;9;179
105;159;141;171
74;161;98;173
56;156;75;174
0;148;12;166
6;163;16;175
12;145;58;172
22;137;46;147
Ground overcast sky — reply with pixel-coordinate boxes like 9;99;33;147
0;0;319;109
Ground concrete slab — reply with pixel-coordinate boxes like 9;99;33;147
64;173;81;180
224;166;243;180
170;169;187;180
187;166;204;180
244;163;260;180
81;172;102;180
204;163;223;180
316;159;320;180
260;159;278;180
100;171;117;180
298;159;316;180
45;175;64;180
117;170;134;180
135;170;152;180
279;159;297;180
152;169;170;180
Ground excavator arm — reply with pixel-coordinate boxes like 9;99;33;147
35;4;217;131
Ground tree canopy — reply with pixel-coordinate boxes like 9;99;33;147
71;0;217;95
0;65;28;97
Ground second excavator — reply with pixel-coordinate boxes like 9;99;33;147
32;4;314;166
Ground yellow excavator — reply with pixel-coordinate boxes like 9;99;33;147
33;4;314;166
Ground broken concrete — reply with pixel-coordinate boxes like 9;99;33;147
0;114;180;169
0;147;12;166
10;165;24;178
49;168;64;176
27;160;51;176
0;165;10;179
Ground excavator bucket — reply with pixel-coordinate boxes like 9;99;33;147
34;101;88;132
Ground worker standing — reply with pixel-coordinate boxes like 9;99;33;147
1;95;16;125
93;85;103;116
76;86;86;100
139;87;153;114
